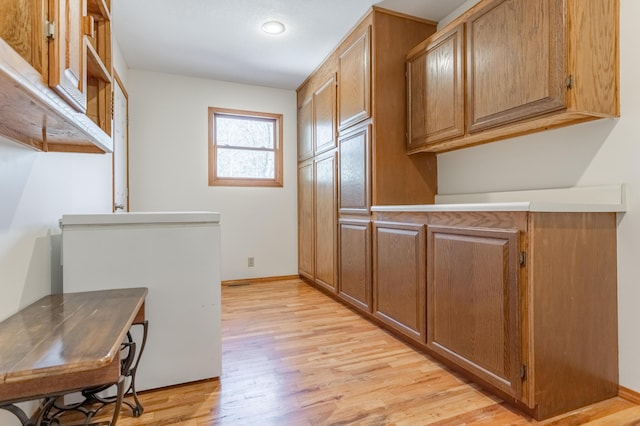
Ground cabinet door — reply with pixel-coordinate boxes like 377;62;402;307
0;0;46;74
466;0;565;132
314;150;337;292
298;96;313;161
49;0;87;112
338;26;371;130
407;24;464;150
298;160;314;280
338;123;370;215
373;222;425;342
427;225;521;398
314;74;337;155
339;220;371;312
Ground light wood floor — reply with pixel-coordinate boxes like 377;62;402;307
68;278;640;425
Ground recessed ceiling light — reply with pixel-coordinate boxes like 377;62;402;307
262;21;286;35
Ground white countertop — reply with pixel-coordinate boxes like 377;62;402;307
60;211;221;226
371;184;626;213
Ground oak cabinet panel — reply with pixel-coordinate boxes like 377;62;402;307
313;74;337;155
426;225;521;399
0;0;46;74
298;160;314;280
338;220;371;312
314;150;338;292
338;123;371;214
297;96;313;161
407;24;464;151
297;7;437;300
49;0;87;112
373;222;425;342
338;26;371;130
466;0;565;132
527;212;618;419
407;0;619;154
370;209;619;419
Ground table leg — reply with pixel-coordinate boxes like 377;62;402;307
0;403;35;426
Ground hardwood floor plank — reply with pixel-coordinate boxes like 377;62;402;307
58;279;640;425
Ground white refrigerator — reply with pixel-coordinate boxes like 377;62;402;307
60;211;222;391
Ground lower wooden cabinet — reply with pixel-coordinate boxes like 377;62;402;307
314;150;338;292
338;219;371;312
426;225;521;399
303;207;618;420
373;222;426;342
297;160;314;280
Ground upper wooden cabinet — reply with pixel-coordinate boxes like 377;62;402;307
49;0;87;113
466;0;566;133
297;73;337;159
297;97;313;161
338;26;371;130
85;0;113;137
314;74;337;155
407;24;464;151
298;7;438;207
338;123;371;214
407;0;619;154
0;0;113;152
0;0;47;76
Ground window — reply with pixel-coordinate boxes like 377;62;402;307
208;107;283;187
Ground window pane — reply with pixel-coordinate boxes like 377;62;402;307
216;115;275;149
217;148;275;179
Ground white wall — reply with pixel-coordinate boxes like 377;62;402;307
127;70;298;281
438;0;640;392
113;39;129;87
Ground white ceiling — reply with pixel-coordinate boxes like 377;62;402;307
112;0;470;90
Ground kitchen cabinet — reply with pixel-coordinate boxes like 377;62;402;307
466;0;567;133
297;160;314;280
369;207;619;420
0;0;113;152
314;150;338;293
338;26;370;130
338;219;371;312
0;0;46;74
373;221;425;343
426;225;521;399
407;24;464;151
297;7;437;304
313;74;337;155
85;0;114;137
407;0;619;153
297;97;313;161
338;122;371;215
49;0;86;112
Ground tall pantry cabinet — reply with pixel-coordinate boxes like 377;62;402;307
297;7;438;304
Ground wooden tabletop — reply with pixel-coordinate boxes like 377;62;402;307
0;287;147;404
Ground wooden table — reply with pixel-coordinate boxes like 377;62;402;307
0;287;148;425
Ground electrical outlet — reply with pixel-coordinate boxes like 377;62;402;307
248;257;254;267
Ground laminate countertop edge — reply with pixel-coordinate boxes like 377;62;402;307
372;184;627;213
